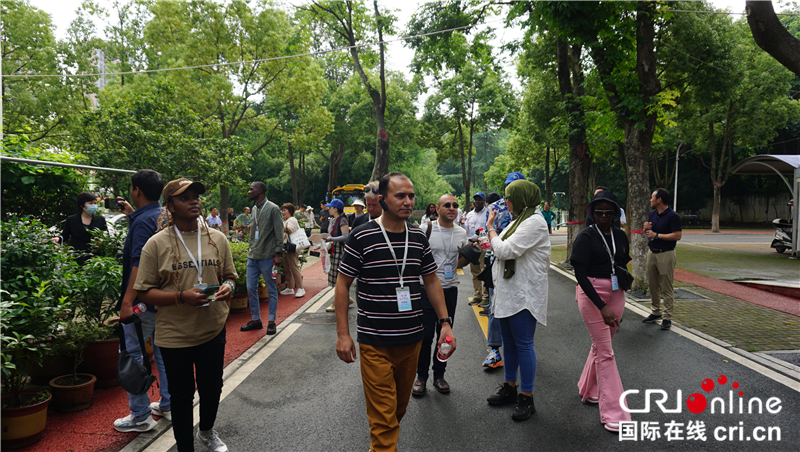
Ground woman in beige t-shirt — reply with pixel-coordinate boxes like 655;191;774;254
280;203;305;298
134;178;237;452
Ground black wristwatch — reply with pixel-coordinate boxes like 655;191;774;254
439;317;453;326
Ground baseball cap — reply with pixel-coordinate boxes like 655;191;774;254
325;199;344;210
352;199;366;208
505;172;526;184
473;192;486;200
162;178;206;201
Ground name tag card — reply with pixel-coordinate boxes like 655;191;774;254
396;287;412;312
444;264;454;279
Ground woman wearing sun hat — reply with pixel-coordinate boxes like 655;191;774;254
569;190;632;433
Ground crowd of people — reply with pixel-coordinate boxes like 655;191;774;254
61;167;681;452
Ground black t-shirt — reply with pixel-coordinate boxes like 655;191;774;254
319;210;330;232
647;207;682;251
338;220;438;347
570;226;631;278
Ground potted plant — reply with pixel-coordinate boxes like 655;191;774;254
1;284;68;449
47;321;110;412
229;242;250;312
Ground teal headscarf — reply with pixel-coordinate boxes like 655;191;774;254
500;180;542;278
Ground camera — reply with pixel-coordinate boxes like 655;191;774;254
104;197;124;209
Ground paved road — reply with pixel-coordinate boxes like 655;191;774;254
143;269;799;452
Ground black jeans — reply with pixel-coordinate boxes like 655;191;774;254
417;286;458;380
160;328;226;452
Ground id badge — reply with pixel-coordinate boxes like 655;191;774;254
255;230;260;240
611;275;619;291
194;283;211;306
444;264;454;279
396;287;412;312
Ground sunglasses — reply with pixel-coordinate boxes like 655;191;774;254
364;187;379;195
440;202;459;209
594;210;615;218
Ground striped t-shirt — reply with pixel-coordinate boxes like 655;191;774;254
338;220;438;347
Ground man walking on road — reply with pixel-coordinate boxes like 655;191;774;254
465;192;489;306
642;188;682;330
335;172;456;452
412;193;469;397
242;181;284;335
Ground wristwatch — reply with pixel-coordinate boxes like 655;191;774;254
439;317;453;326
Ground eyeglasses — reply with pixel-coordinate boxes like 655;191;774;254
364;187;379;195
594;210;615;218
441;202;459;209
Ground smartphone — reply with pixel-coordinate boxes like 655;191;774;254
104;198;124;209
200;285;220;294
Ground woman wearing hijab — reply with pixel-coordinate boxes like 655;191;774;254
484;180;550;421
62;191;108;264
569;190;632;433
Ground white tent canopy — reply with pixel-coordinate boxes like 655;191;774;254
731;155;799;257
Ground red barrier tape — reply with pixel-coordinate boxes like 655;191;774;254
567;221;585;225
630;229;644;233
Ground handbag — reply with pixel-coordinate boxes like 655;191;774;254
288;227;311;251
615;264;634;291
117;315;157;396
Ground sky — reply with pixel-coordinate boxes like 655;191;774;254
29;0;752;87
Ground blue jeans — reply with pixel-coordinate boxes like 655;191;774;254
247;257;278;322
121;309;170;417
499;310;538;393
417;286;458;380
487;288;502;348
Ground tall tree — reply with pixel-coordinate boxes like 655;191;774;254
300;0;394;181
746;1;800;77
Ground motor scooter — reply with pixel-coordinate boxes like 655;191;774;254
770;219;792;253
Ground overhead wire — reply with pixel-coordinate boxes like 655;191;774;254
2;17;507;79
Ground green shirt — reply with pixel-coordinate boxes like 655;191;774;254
248;198;284;260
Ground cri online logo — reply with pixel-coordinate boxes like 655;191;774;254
622;375;782;414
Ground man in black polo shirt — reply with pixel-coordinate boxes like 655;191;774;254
335;172;456;452
642;188;682;330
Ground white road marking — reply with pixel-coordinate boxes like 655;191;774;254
549;264;800;393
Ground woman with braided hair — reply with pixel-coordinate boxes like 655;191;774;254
134;178;237;452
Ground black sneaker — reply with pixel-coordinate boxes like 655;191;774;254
512;393;535;421
660;320;672;330
642;314;662;323
487;382;517;406
266;322;277;335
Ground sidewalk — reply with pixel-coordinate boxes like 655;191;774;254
20;260;329;452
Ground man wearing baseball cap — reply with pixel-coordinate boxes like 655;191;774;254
464;192;489;305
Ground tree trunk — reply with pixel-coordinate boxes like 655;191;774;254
746;1;800;77
711;183;722;232
326;143;347;193
544;146;551;205
220;186;229;233
556;38;591;263
288;142;298;206
369;0;389;181
458;120;470;203
298;152;306;205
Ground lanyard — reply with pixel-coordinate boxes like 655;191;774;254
592;225;616;276
435;221;455;265
377;217;409;288
175;218;204;284
253;199;267;231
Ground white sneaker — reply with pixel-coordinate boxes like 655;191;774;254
149;402;172;421
294;288;306;298
279;288;294;295
114;413;157;432
196;429;228;452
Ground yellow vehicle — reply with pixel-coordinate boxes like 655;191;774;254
330;184;365;215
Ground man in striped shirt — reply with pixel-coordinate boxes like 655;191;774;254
335;172;457;452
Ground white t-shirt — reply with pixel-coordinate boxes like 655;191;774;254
423;221;468;290
619;208;627;225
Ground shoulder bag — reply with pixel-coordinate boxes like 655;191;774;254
117;315;157;396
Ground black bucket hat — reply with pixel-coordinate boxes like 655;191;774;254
585;190;621;223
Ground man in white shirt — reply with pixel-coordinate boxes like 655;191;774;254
206;207;222;229
464;193;489;304
412;193;470;397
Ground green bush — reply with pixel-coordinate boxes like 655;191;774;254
229;241;249;294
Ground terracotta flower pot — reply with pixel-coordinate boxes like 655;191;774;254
48;374;97;412
77;339;119;388
229;294;248;313
1;390;51;449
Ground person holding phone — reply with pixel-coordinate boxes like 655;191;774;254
569;190;632;433
134;178;237;452
62;192;108;265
